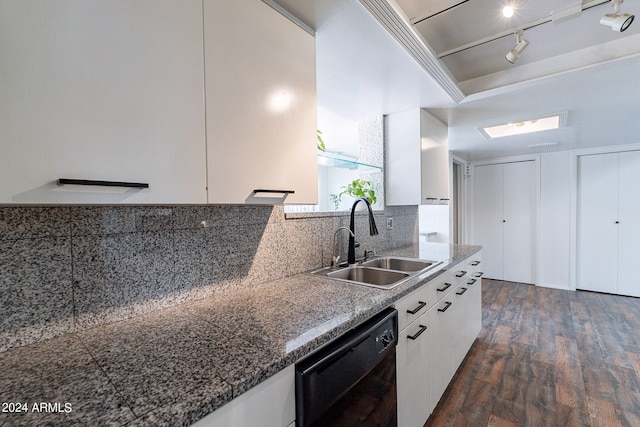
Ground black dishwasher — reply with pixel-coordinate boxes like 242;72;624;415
295;307;398;427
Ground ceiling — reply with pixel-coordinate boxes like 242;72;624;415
268;0;640;160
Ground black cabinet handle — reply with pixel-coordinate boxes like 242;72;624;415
407;324;428;340
438;302;452;313
474;272;484;278
437;282;452;292
57;178;149;189
467;279;477;285
254;189;295;194
456;271;467;278
471;261;481;266
407;301;427;315
456;287;468;295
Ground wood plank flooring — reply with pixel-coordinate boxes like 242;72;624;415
426;279;640;427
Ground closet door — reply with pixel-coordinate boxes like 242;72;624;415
473;164;504;280
617;151;640;297
503;161;535;283
577;153;619;293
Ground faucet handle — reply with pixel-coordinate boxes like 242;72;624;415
364;250;375;261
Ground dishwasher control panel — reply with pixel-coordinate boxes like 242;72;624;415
376;328;395;353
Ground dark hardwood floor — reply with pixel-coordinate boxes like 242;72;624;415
426;279;640;427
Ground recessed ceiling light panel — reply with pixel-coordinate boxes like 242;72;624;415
478;112;568;139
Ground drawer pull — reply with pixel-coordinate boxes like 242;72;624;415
407;301;427;315
254;189;295;195
456;270;467;278
57;178;149;189
474;272;484;278
438;302;452;313
467;279;477;285
437;282;452;292
456;287;468;295
471;261;481;266
407;324;428;340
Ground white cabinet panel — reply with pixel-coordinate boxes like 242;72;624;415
191;365;295;427
385;110;422;206
204;0;317;204
420;111;450;203
617;151;640;297
577;153;619;294
397;312;432;427
386;109;449;206
473;164;504;280
0;0;207;204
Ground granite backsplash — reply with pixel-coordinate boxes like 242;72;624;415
0;204;417;352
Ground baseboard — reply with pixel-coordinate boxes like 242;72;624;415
535;282;573;291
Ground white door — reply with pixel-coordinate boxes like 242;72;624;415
617;151;640;297
473;164;504;280
503;161;535;283
577;153;619;294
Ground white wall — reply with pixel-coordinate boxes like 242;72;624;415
419;205;450;243
538;151;572;290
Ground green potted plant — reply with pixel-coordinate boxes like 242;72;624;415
330;178;377;210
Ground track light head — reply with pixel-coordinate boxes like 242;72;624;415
601;0;634;32
505;31;529;64
600;13;634;31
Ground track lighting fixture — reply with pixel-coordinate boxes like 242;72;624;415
600;0;634;32
505;30;529;64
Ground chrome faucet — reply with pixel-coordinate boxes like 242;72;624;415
332;226;354;267
348;198;379;265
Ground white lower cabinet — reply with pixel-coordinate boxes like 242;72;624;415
397;310;432;427
191;365;295;427
396;252;482;425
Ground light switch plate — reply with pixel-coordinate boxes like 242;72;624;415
386;217;393;230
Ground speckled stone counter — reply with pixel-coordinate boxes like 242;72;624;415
0;243;480;427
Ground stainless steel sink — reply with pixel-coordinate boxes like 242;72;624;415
328;266;409;287
310;256;442;289
361;257;434;272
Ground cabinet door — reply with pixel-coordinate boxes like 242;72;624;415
397;313;432;427
420;111;449;203
577;153;619;293
385;110;422;205
429;298;456;411
503;161;535;284
204;0;317;204
617;151;640;297
473;164;504;280
192;365;295;427
0;0;207;204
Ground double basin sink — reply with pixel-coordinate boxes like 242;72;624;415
310;256;443;289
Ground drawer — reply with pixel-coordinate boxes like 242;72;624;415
426;269;456;306
466;252;482;273
395;284;431;332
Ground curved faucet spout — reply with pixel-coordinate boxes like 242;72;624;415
348;198;379;265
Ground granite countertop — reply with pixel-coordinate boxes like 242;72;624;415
0;243;480;427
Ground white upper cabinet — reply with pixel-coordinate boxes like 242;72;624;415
204;0;318;204
386;109;449;206
0;0;207;204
